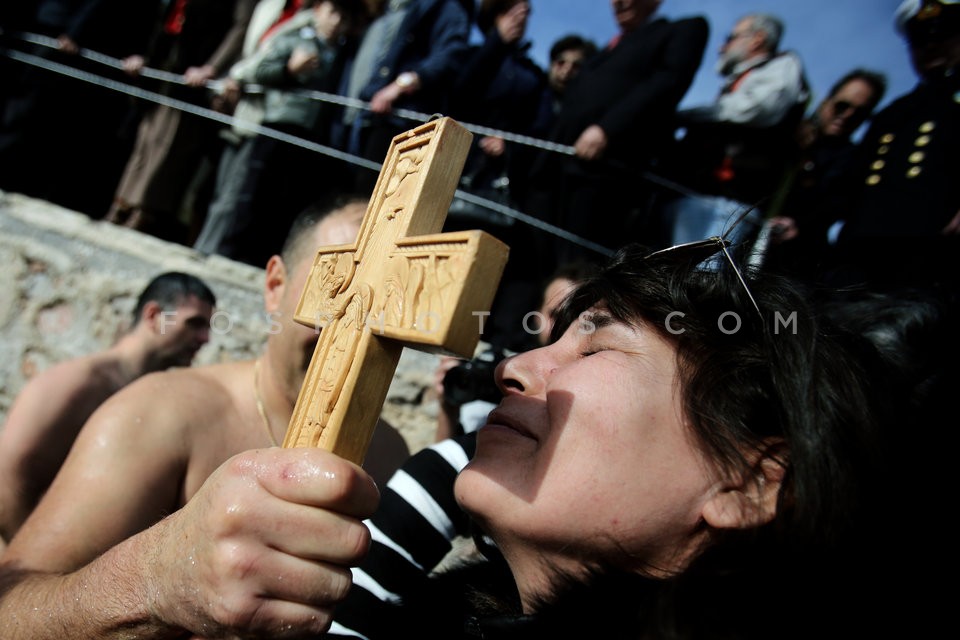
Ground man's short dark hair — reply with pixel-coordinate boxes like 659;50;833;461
133;272;216;323
827;68;888;110
281;192;369;267
549;34;598;63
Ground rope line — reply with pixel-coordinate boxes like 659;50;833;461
2;46;614;255
1;30;712;257
10;31;578;156
6;30;705;197
1;47;382;172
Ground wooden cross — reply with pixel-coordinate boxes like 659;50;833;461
282;117;509;464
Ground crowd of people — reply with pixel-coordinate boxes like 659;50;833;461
0;0;957;637
1;1;955;310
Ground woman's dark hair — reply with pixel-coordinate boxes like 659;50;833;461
410;244;905;638
552;243;896;632
556;243;888;531
819;286;958;418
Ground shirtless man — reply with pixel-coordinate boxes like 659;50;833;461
0;271;215;546
1;195;409;578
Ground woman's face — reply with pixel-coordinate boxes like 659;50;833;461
456;308;725;604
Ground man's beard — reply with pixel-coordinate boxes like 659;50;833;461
716;52;741;77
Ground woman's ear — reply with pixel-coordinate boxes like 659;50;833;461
702;439;788;530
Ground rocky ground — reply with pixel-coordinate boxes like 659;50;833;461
0;190;447;455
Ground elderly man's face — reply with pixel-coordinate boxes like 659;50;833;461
717;18;761;75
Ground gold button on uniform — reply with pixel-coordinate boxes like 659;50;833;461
909;151;925;163
907;166;922;178
878;145;889;155
871;160;885;170
919;121;935;133
915;135;931;147
880;133;895;143
866;174;881;185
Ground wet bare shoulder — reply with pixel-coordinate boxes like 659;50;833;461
115;362;245;424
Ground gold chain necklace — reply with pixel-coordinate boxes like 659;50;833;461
253;358;279;447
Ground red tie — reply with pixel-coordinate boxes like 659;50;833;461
722;69;753;96
259;0;305;46
164;0;189;36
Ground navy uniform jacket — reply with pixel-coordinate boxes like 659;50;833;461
832;72;960;290
846;72;960;237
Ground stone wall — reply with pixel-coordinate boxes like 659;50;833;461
0;191;443;454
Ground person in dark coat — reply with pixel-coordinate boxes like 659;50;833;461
830;0;960;293
0;0;162;216
524;0;708;272
103;0;256;243
760;68;887;281
445;0;548;352
334;0;472;193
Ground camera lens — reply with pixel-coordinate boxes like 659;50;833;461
442;358;502;406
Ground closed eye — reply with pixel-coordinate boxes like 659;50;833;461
578;346;611;358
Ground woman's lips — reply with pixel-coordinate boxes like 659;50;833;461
484;409;537;441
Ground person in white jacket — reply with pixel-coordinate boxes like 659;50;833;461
659;12;810;250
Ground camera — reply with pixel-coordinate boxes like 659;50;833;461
442;348;507;406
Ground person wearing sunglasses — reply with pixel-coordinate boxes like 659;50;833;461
760;68;887;281
830;0;960;294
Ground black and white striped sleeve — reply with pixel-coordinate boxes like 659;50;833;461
327;433;477;639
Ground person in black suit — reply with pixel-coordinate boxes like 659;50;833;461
525;0;708;273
